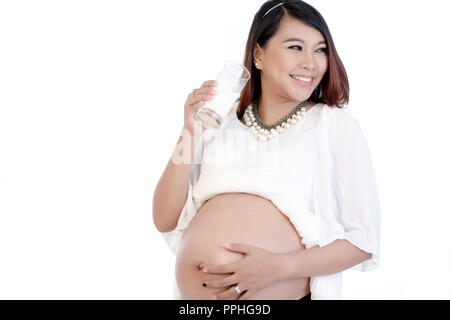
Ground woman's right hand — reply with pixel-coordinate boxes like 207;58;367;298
183;80;218;134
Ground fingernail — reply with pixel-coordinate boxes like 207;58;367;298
222;242;231;249
202;267;208;273
202;283;207;287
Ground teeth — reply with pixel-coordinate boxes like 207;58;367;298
291;75;312;82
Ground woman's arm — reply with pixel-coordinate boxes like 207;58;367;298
280;239;372;279
152;126;201;233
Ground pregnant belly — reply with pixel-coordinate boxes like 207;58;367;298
175;192;310;300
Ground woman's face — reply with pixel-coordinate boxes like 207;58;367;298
254;14;329;103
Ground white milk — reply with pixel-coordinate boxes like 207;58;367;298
197;89;240;129
203;90;240;118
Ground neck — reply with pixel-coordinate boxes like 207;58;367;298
257;92;315;127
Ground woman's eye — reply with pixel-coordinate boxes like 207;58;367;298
289;46;328;53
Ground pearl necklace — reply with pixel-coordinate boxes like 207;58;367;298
243;100;309;142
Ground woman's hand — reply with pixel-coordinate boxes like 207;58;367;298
200;243;286;300
183;80;218;134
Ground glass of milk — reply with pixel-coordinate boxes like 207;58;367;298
195;61;250;129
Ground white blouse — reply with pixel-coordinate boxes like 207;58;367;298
161;103;381;300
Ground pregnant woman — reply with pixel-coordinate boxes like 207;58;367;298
153;0;381;300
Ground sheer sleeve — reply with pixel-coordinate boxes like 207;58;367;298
160;132;204;256
330;110;381;271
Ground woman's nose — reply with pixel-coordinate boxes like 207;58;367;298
299;53;314;70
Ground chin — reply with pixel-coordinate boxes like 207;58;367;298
289;89;312;101
293;94;312;103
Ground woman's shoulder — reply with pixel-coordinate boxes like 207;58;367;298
316;103;361;130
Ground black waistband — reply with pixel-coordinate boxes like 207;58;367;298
299;293;311;301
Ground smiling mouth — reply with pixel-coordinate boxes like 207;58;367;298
289;74;314;86
290;74;313;84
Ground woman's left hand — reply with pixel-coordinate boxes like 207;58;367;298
201;243;287;300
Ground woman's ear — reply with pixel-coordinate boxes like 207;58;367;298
253;43;263;69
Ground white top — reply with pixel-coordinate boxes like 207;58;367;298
161;103;381;300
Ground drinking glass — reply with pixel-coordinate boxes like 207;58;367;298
195;61;250;129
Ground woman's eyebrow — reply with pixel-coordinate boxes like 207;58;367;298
283;38;326;45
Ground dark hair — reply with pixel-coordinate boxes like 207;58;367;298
237;0;349;119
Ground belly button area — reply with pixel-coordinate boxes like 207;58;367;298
196;263;205;271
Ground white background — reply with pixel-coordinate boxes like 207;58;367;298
0;0;449;299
